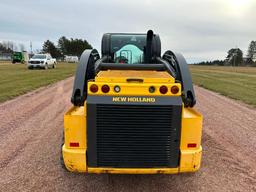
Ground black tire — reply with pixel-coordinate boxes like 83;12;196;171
71;49;100;106
53;62;56;69
44;63;48;70
60;132;68;171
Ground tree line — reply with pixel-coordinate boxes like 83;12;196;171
195;41;256;67
0;41;25;53
42;37;92;59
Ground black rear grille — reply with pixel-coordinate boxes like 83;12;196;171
87;103;182;168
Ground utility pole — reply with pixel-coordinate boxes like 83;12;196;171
30;41;33;54
233;52;236;66
232;47;238;67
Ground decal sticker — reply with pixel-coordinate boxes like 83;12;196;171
112;97;156;103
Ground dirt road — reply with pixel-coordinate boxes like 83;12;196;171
0;77;255;192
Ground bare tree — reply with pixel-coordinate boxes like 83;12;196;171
19;43;26;51
246;41;256;65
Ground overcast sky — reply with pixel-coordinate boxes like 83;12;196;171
0;0;255;63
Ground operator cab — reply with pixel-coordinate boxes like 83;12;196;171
101;30;161;64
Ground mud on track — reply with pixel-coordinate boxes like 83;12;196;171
0;78;255;192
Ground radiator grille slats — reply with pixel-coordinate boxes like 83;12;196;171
94;104;181;168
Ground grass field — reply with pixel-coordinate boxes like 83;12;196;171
190;65;256;106
1;62;255;106
0;62;76;103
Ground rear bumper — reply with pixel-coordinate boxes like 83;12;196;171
12;59;21;62
62;145;202;174
62;145;87;172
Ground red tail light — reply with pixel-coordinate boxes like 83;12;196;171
90;84;98;93
70;142;79;147
101;85;110;93
171;86;179;94
159;86;168;94
187;143;197;148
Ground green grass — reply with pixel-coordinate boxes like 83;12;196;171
1;62;255;106
190;65;256;106
0;62;76;103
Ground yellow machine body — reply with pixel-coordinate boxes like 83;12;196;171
62;70;202;174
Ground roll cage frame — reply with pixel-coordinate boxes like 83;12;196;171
71;30;196;108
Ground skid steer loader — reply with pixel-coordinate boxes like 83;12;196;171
61;30;202;174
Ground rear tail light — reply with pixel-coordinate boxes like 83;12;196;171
101;85;110;93
90;84;98;93
70;142;79;147
187;143;197;148
159;86;168;94
171;86;179;94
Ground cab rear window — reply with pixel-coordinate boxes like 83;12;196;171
111;35;146;64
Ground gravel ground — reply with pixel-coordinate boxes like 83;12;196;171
0;77;255;192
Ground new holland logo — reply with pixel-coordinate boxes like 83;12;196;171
112;97;156;103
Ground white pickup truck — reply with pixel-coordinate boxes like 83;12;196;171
28;53;57;69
